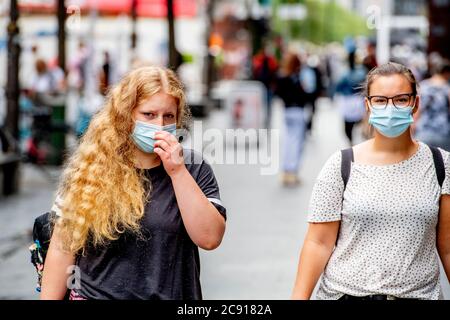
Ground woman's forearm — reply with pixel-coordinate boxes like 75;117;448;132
170;167;225;250
291;239;335;300
438;243;450;283
40;229;76;300
441;253;450;282
437;195;450;283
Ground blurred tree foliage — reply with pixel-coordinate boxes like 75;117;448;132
271;0;371;44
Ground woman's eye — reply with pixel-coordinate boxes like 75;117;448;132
143;112;155;117
164;114;175;119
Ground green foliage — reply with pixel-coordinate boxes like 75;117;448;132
272;0;372;44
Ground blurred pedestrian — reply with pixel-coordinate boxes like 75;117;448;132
21;44;41;90
68;41;89;93
275;53;307;187
334;53;367;145
292;62;450;300
415;63;450;151
40;66;226;300
232;98;244;128
252;41;279;128
362;41;378;71
48;58;66;92
324;46;341;99
99;51;111;96
300;54;323;135
31;59;59;95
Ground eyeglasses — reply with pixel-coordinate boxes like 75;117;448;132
367;93;416;109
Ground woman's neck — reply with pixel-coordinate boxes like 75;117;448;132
134;149;161;169
372;129;417;154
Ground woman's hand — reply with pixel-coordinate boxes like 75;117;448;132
153;131;186;178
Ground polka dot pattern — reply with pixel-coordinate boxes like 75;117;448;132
307;142;450;300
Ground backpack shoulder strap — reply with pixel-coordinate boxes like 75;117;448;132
341;148;354;190
428;145;445;188
337;148;353;247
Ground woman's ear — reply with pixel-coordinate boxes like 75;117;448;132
412;96;420;115
364;98;370;114
412;96;420;125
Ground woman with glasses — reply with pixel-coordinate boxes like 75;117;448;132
291;62;450;300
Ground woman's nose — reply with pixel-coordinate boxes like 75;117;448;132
154;116;164;127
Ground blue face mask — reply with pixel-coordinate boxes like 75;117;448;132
368;104;414;138
131;120;177;153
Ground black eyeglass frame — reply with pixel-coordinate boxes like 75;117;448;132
366;93;416;109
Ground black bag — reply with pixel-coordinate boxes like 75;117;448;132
30;211;71;299
29;211;56;293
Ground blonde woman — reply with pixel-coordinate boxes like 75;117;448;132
40;66;226;300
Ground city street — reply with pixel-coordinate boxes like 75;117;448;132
1;97;449;299
199;97;350;299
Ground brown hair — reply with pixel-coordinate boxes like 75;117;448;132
35;59;47;75
363;62;418;97
281;52;301;76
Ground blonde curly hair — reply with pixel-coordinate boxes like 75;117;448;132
56;66;190;254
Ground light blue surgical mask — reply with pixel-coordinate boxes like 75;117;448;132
368;104;414;138
131;120;177;153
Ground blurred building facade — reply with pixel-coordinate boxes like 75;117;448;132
428;0;450;61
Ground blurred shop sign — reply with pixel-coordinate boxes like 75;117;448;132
393;0;427;16
0;1;9;15
278;4;307;20
218;80;266;130
18;0;197;18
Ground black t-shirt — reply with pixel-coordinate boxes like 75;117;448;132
70;149;226;300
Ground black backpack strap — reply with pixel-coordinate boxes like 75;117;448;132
337;148;353;247
428;145;445;188
341;148;354;190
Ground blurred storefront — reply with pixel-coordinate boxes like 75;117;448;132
209;14;251;80
208;0;268;82
18;0;197;18
428;0;450;61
